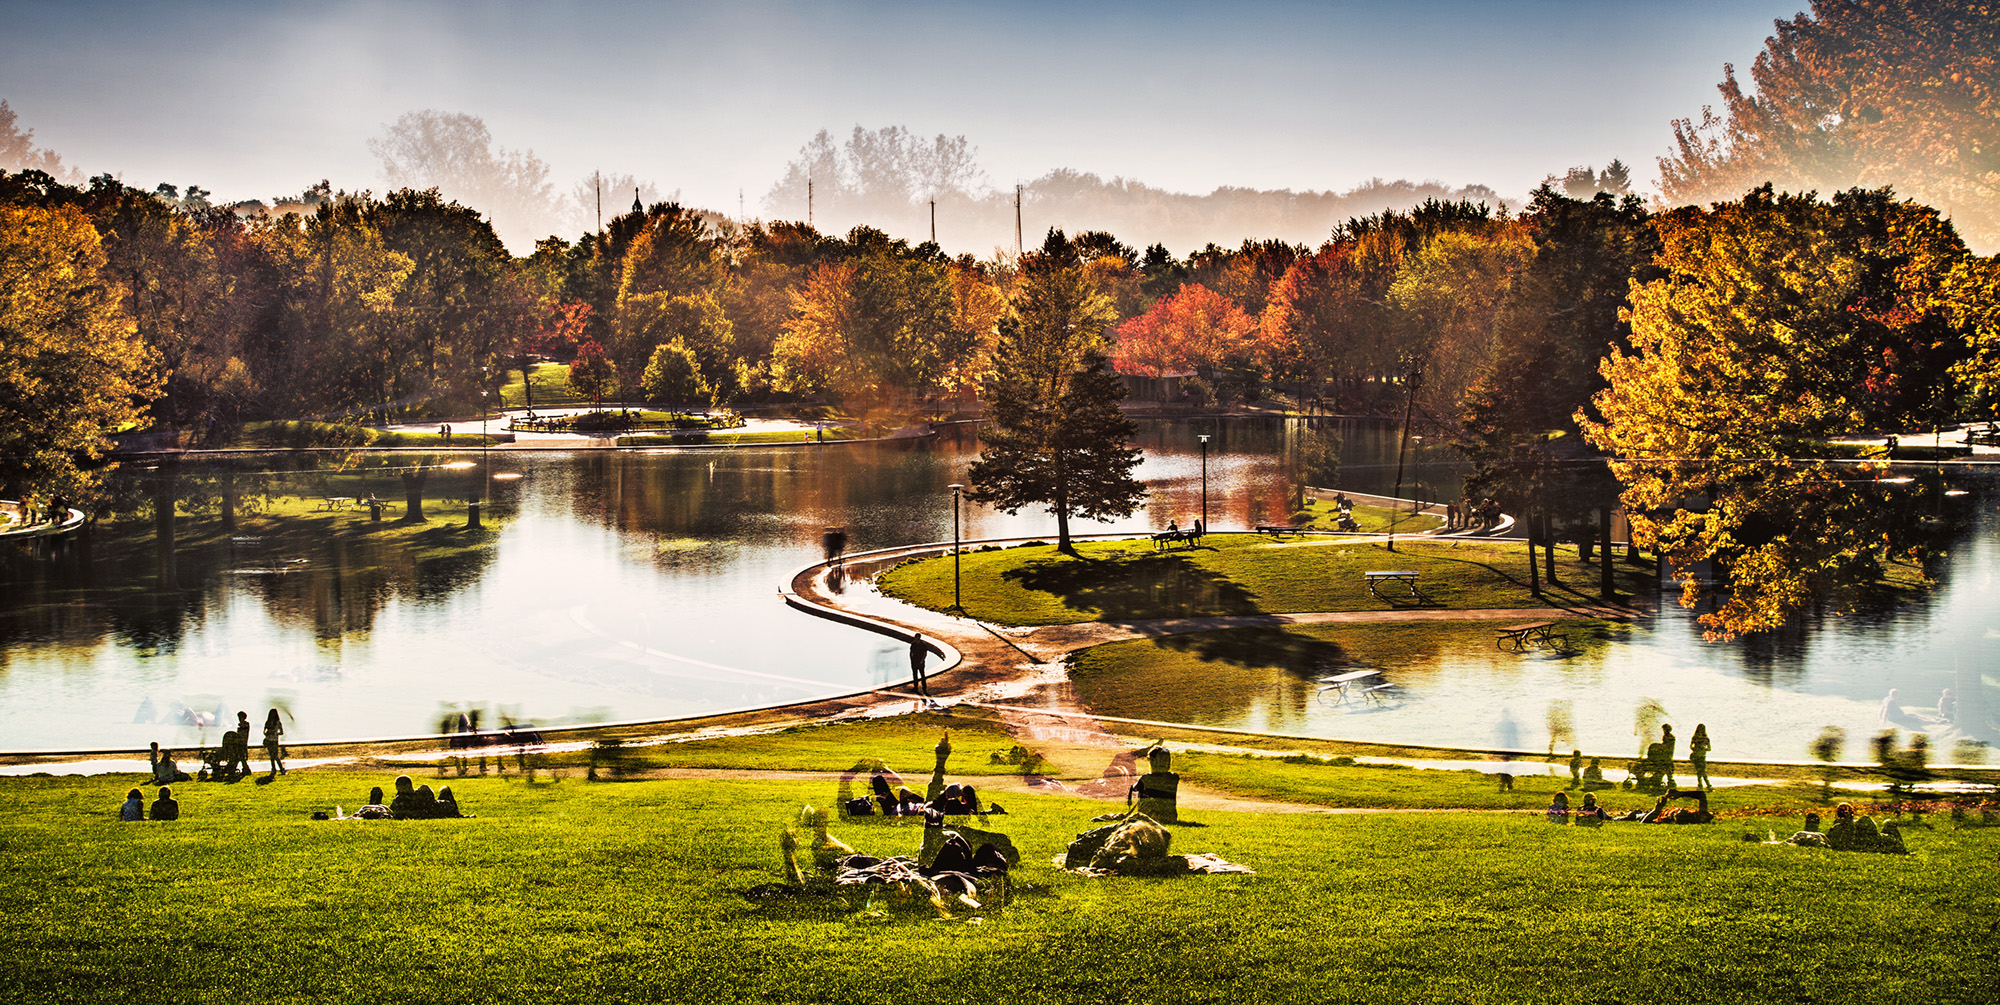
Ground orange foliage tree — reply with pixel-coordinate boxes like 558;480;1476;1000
1111;283;1256;379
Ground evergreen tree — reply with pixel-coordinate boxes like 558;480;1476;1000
967;328;1145;555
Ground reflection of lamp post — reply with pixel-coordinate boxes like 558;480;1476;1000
1197;434;1210;531
481;365;490;504
948;482;965;614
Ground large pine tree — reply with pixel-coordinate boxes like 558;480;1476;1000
967;230;1145;555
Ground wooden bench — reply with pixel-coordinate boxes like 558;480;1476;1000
1256;524;1308;538
1152;527;1203;550
1363;570;1420;599
1496;621;1568;652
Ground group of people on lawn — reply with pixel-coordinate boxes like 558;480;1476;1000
121;708;471;822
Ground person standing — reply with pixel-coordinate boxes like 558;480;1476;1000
262;708;287;778
1659;723;1678;790
1689;723;1712;790
908;632;931;701
230;711;254;779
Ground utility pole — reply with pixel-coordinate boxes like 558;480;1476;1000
594;170;602;236
1014;184;1023;257
808;174;813;228
929;199;936;244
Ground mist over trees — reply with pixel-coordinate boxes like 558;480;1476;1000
1660;0;2000;251
762;124;1506;257
0;100;77;182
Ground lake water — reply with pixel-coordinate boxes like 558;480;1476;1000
1;418;1992;765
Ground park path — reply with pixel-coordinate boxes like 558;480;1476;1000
776;550;1650;809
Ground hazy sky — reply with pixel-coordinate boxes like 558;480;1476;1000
1;0;1800;217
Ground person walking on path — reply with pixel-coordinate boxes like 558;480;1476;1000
1689;723;1712;790
262;708;287;778
908;632;932;702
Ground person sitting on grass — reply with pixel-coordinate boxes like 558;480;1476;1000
151;786;180;821
1581;758;1609;790
149;742;191;785
121;788;146;822
1574;793;1609;826
1546;791;1570;825
1825;803;1908;853
389;775;440;819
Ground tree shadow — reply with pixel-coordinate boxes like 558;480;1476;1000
1153;626;1353;675
1004;553;1263;623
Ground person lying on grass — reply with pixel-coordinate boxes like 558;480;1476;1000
1641;789;1713;824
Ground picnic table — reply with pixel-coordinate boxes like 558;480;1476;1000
1363;570;1420;599
320;496;354;511
1966;422;2000;446
1255;524;1307;538
1152;525;1203;550
1315;669;1382;704
1495;621;1568;652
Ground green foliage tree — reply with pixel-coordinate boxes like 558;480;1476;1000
1581;186;1972;637
966;231;1143;555
640;340;711;409
0;203;157;498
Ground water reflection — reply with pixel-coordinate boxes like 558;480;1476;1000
3;420;1995;763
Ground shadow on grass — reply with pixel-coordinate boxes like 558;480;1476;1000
1154;626;1353;675
1411;546;1641;614
1004;553;1263;623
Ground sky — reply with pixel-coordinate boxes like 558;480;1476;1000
0;0;1803;243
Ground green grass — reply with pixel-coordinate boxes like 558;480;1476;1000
221;421;503;450
5;761;1995;1004
878;535;1655;626
498;362;590;407
618;427;856;447
544;712;1074;777
1294;498;1443;534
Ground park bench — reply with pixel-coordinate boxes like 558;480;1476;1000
1152;525;1204;550
1360;682;1400;705
1495;621;1568;653
1255;524;1308;538
1363;570;1420;599
1965;423;2000;447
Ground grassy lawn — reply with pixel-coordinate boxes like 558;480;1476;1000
219;420;504;450
1296;498;1444;534
498;362;590;407
878;535;1656;626
618;427;856;447
5;751;1995;1004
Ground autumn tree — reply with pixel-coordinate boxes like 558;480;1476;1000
567;339;617;409
1112;283;1257;380
1660;1;2000;250
1458;186;1658;591
0;204;157;499
966;230;1143;555
1581;186;1972;636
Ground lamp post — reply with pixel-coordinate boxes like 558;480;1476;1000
480;366;490;504
1197;433;1210;532
948;483;965;614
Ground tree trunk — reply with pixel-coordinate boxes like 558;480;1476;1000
400;469;428;523
153;465;178;591
1542;513;1559;585
1527;509;1541;596
1599;506;1616;599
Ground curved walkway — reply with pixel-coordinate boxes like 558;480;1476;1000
780;535;1648;763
